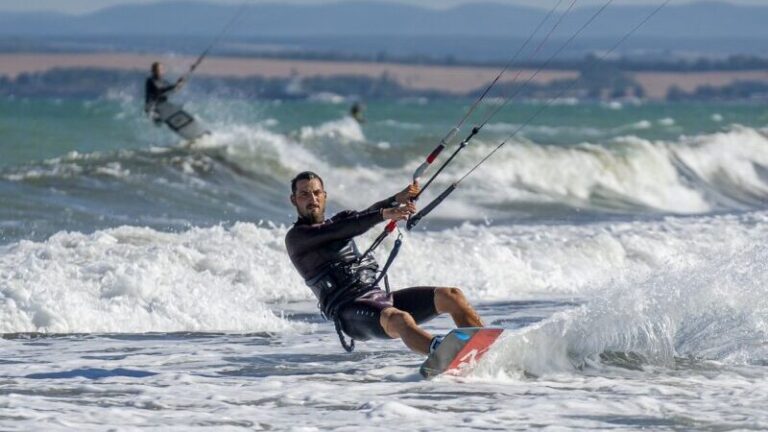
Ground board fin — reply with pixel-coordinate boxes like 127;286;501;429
420;327;504;379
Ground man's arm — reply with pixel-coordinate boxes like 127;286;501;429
157;82;179;96
287;202;416;263
151;78;183;97
365;195;398;213
287;209;384;257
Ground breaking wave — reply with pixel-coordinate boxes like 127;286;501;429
5;122;768;219
2;211;767;335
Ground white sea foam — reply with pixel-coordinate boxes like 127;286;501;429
307;92;348;104
380;119;423;130
630;120;652;130
420;125;768;215
476;236;768;379
297;117;365;143
203;122;768;217
483;122;604;138
3;215;766;431
3;211;767;334
94;162;130;178
0;224;309;334
3;210;768;432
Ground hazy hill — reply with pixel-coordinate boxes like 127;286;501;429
1;1;767;39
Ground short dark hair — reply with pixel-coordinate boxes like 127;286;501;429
151;62;161;72
291;171;324;194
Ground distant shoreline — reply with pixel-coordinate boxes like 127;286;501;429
2;53;768;100
0;53;577;95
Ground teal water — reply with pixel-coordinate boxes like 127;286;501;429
3;97;767;168
2;95;768;245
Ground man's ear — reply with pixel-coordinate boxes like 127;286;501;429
290;194;297;206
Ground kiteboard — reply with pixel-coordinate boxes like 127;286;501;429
153;101;210;142
420;327;504;379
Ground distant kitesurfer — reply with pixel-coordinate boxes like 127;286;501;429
285;171;484;355
145;62;186;124
350;102;366;124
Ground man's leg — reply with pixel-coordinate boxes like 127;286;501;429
380;308;433;355
434;287;484;328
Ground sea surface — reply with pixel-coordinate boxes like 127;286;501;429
2;92;768;430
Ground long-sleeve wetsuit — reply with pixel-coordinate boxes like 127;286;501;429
285;195;396;316
145;77;179;112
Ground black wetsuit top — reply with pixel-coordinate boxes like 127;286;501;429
145;77;178;111
285;196;396;316
285;196;441;343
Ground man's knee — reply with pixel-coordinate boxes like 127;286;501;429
380;308;417;337
435;287;468;309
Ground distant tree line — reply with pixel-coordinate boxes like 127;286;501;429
1;64;765;102
193;50;768;73
0;68;447;100
667;81;768;101
510;54;768;73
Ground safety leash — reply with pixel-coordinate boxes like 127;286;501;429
334;319;355;353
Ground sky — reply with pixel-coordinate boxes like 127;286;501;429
1;0;766;14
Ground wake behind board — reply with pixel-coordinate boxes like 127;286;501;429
420;327;504;379
154;101;210;142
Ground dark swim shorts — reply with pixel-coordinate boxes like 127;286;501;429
337;287;439;341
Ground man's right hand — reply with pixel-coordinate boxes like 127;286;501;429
382;202;416;221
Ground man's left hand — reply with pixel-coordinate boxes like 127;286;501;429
382;202;417;221
395;182;420;205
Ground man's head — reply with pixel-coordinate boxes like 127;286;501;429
290;171;326;224
151;62;164;78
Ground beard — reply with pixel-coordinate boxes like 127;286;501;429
300;204;325;224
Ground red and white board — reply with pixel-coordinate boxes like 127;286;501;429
420;327;504;378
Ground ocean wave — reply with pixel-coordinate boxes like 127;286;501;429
297;117;365;143
307;92;348;104
2;211;767;334
379;119;424;130
471;217;768;378
423;125;768;216
5;119;768;231
0;224;310;334
483;122;604;137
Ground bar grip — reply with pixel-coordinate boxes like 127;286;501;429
407;183;457;231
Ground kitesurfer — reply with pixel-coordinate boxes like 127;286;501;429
350;102;366;124
144;62;186;124
285;171;484;355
